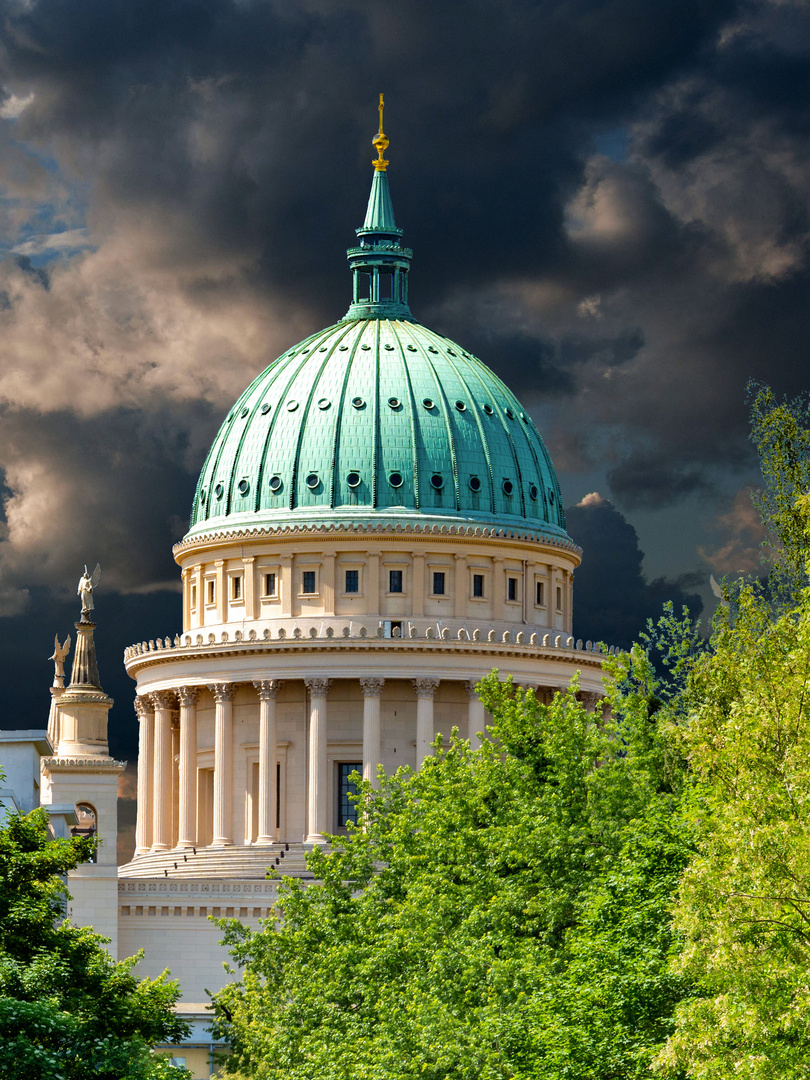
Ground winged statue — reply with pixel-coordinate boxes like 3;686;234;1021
49;633;71;688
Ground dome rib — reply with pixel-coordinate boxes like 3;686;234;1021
442;349;497;514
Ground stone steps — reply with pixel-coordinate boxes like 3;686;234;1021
119;843;314;880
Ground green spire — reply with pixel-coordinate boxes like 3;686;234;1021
343;98;414;321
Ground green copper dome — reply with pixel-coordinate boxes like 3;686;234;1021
186;124;570;545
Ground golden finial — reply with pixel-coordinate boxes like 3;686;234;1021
372;93;389;171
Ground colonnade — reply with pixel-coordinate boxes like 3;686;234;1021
133;676;487;855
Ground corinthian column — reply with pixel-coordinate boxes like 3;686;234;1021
134;696;154;855
465;680;485;751
304;678;331;845
412;678;440;768
360;678;385;786
208;683;236;846
150;690;176;852
253;680;283;844
177;686;199;848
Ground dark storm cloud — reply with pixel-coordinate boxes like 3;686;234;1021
567;494;704;651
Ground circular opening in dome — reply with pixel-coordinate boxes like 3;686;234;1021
269;475;282;493
448;349;456;356
431;473;444;489
260;403;271;415
529;484;538;500
199;489;207;503
347;471;361;488
455;400;466;412
428;346;438;353
319;346;327;352
389;471;403;488
240;406;249;418
287;400;299;411
520;412;526;420
407;344;417;351
238;479;250;496
422;398;435;410
502;479;514;495
548;488;555;503
384;344;394;351
339;345;348;351
214;483;224;500
351;396;365;409
317;398;330;410
469;475;481;492
483;403;494;415
388;397;401;410
505;407;515;419
302;348;310;353
361;344;371;351
306;473;319;490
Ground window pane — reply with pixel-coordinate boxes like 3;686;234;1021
536;580;544;606
232;575;242;599
433;571;445;595
338;763;363;828
345;569;359;593
508;577;517;601
473;574;484;597
264;572;276;596
303;571;316;594
389;569;403;593
556;585;562;610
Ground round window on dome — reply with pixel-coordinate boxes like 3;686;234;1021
319;346;327;352
306;473;319;490
505;407;515;419
455;400;466;412
240;406;249;418
302;348;310;353
389;471;404;488
422;398;435;410
352;396;365;409
388;397;401;409
448;349;457;356
483;403;494;415
339;344;348;351
214;483;224;500
428;346;438;353
431;473;444;489
260;403;271;415
199;488;207;503
361;344;371;351
407;344;417;351
548;488;555;503
346;471;361;488
469;476;482;492
502;479;514;496
286;400;299;412
269;475;283;493
237;479;250;496
529;484;538;500
384;344;394;351
317;398;330;410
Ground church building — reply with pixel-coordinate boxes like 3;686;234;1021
17;101;610;1077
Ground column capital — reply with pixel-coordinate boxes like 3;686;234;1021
464;679;479;699
454;552;467;561
214;559;225;567
149;689;176;711
134;695;153;720
412;677;440;699
176;685;200;707
241;555;255;565
253;679;283;701
305;678;331;697
360;677;385;696
208;682;236;703
580;691;601;712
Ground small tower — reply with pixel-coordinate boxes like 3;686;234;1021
41;580;125;955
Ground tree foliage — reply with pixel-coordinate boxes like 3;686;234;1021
213;671;693;1079
0;807;190;1080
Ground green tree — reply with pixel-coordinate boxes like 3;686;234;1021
213;668;693;1080
655;502;810;1079
0;806;190;1080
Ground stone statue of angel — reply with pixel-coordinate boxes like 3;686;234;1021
49;633;71;689
78;563;101;617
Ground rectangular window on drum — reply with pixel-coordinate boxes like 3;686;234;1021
232;575;242;600
432;571;445;596
263;572;276;597
536;581;544;607
191;584;197;609
389;569;403;593
345;569;359;594
507;577;518;602
556;585;563;611
207;580;215;605
472;573;484;598
302;571;316;595
338;763;363;829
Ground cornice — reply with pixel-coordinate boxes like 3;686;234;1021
42;756;126;772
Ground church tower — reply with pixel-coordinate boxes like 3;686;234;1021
41;595;125;955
